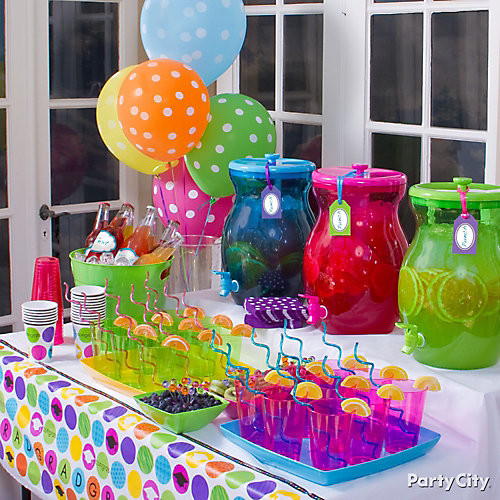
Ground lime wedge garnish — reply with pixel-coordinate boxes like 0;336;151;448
398;266;424;318
436;272;488;323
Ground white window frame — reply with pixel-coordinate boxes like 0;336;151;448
3;0;141;332
365;0;500;185
218;0;325;157
220;0;500;185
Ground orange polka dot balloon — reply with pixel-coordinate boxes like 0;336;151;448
117;59;210;162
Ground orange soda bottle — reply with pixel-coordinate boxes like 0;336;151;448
135;220;183;265
114;206;158;266
85;203;135;264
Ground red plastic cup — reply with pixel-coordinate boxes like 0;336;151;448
31;257;64;345
262;387;308;461
384;380;427;453
309;399;351;470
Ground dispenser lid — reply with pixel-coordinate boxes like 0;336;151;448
409;177;500;209
312;165;407;189
229;153;315;176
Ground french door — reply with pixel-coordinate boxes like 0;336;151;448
1;0;140;333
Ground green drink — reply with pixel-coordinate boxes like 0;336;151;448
399;178;500;369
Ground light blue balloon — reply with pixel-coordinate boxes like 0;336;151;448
141;0;247;86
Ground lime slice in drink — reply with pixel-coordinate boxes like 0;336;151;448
398;266;424;318
426;271;452;321
436;272;488;323
418;269;443;290
241;258;267;288
482;279;500;317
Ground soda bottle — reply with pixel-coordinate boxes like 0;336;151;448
135;221;183;265
85;203;135;264
114;206;158;266
85;202;110;253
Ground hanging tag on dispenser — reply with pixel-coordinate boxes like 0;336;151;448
261;185;282;219
453;215;478;254
329;201;351;236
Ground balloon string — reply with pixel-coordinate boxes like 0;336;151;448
156;174;170;223
195;197;216;258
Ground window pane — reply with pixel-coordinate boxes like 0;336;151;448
0;109;6;209
374;0;421;3
0;218;11;316
431;139;485;182
244;0;274;4
0;0;5;99
49;1;119;98
52;212;97;291
370;14;423;125
240;16;275;110
283;123;322;168
372;133;421;241
431;11;488;130
0;326;12;334
50;109;119;206
284;15;323;114
284;0;323;3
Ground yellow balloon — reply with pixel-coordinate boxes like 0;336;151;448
97;65;168;175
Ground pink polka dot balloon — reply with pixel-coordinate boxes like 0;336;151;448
152;158;234;237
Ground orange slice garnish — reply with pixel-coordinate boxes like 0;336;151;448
211;314;233;329
376;384;405;401
264;370;295;387
183;306;206;318
132;324;158;340
413;376;440;391
340;375;371;391
230;324;253;337
197;329;223;345
113;316;138;331
341;398;371;417
379;365;408;380
178;318;204;332
304;361;336;383
161;335;190;351
296;381;323;400
151;312;174;326
342;355;369;372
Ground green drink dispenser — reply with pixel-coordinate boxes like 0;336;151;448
398;177;500;369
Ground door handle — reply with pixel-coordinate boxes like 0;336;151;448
39;204;70;221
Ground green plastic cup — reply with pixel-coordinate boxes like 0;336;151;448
70;249;172;320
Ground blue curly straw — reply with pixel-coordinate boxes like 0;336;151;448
282;321;307;364
209;330;265;396
250;327;275;371
353;342;382;388
279;321;306;381
321;322;355;375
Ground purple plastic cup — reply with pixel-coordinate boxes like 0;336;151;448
384;380;427;453
236;384;266;446
340;387;389;465
262;387;308;461
309;399;351;470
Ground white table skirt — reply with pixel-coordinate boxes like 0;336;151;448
2;289;499;499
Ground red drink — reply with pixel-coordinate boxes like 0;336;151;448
85;203;135;264
85;202;110;250
303;166;408;334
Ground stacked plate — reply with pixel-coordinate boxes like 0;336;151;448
22;300;58;327
70;285;106;326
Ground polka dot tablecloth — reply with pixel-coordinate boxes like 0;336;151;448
0;342;305;500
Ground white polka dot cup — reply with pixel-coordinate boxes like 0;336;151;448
24;323;56;363
73;322;94;360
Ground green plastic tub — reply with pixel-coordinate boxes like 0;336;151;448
70;249;172;320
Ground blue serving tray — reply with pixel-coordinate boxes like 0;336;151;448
220;420;440;486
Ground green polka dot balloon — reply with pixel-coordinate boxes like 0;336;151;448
185;93;277;198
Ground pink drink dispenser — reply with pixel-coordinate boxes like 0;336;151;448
303;164;408;334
